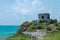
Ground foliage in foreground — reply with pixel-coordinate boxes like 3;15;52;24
6;35;30;40
6;20;60;40
43;31;60;40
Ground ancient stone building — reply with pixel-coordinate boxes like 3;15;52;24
38;13;50;20
38;13;50;23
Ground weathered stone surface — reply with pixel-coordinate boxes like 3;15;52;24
46;27;51;31
56;27;60;30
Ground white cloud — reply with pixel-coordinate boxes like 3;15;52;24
11;0;49;15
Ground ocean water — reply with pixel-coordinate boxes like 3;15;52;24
0;25;19;40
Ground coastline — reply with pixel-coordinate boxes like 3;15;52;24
0;25;18;40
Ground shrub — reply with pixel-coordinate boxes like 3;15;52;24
53;19;57;23
54;23;58;26
39;20;43;23
56;27;60;30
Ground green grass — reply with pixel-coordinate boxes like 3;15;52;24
43;31;60;40
6;21;60;40
6;35;30;40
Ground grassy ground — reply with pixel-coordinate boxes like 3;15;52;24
6;35;30;40
6;21;60;40
43;31;60;40
6;31;60;40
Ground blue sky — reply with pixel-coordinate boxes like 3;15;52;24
0;0;60;25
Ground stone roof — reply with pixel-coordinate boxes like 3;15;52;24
38;13;50;15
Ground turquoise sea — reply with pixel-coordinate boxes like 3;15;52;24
0;25;18;40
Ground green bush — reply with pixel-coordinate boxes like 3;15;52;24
54;23;58;26
53;19;57;23
39;20;43;23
